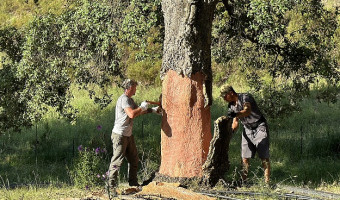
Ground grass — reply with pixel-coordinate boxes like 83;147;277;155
0;184;88;200
0;84;339;197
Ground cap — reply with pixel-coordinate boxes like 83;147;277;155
220;85;235;97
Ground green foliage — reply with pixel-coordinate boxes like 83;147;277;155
0;27;23;62
71;145;108;188
0;0;76;29
126;59;162;85
119;0;163;51
17;14;72;123
0;0;165;132
118;0;164;85
0;0;339;132
254;84;301;118
248;0;291;45
0;0;119;133
1;86;339;189
0;27;27;131
122;25;163;86
0;63;29;132
212;0;339;117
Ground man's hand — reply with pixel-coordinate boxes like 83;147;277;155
215;116;227;123
151;106;160;113
139;101;149;111
227;110;237;118
232;117;239;132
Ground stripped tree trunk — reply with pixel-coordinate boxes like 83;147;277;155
159;0;218;178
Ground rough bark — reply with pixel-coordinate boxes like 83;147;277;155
160;0;218;107
202;117;233;186
159;0;218;178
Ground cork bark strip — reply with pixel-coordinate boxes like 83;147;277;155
202;117;233;186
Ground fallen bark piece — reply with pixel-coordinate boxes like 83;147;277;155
120;187;141;195
82;188;143;200
137;181;216;200
202;116;234;186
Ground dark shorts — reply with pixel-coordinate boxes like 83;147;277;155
241;123;270;159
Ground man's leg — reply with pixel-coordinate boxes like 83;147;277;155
256;124;270;184
108;134;127;188
125;135;139;186
241;158;250;182
261;158;270;184
241;129;255;183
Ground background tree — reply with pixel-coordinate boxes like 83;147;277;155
0;0;74;28
118;0;164;85
212;0;339;117
158;0;217;178
0;0;338;134
0;0;119;133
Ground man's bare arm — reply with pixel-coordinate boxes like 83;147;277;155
236;102;251;118
232;117;239;132
125;107;145;119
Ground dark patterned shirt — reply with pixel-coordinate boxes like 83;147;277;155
228;93;265;129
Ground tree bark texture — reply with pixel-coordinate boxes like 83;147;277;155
159;0;218;178
202;117;233;186
159;70;212;177
160;0;218;107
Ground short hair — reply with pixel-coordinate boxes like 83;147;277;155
122;79;138;90
220;85;235;97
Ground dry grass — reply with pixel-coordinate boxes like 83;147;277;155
0;185;88;200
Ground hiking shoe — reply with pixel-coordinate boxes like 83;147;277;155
128;181;140;187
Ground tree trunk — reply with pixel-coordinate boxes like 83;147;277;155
159;0;218;178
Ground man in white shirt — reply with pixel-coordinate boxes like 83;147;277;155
108;79;150;188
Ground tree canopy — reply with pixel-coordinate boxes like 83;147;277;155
212;0;339;117
0;0;339;133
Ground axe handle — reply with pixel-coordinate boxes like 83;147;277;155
146;101;161;106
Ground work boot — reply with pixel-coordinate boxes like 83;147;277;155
128;181;140;187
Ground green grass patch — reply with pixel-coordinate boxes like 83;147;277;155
0;185;88;200
0;85;339;190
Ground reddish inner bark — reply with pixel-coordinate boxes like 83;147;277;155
159;70;212;177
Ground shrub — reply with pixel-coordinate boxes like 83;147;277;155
71;145;108;189
126;59;161;86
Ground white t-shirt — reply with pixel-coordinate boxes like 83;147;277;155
112;94;137;136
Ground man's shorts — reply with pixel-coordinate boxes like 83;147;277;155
241;122;270;159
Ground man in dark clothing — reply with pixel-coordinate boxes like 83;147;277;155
220;85;270;184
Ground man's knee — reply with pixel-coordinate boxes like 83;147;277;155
242;158;250;165
110;154;124;167
242;158;250;172
261;158;270;168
